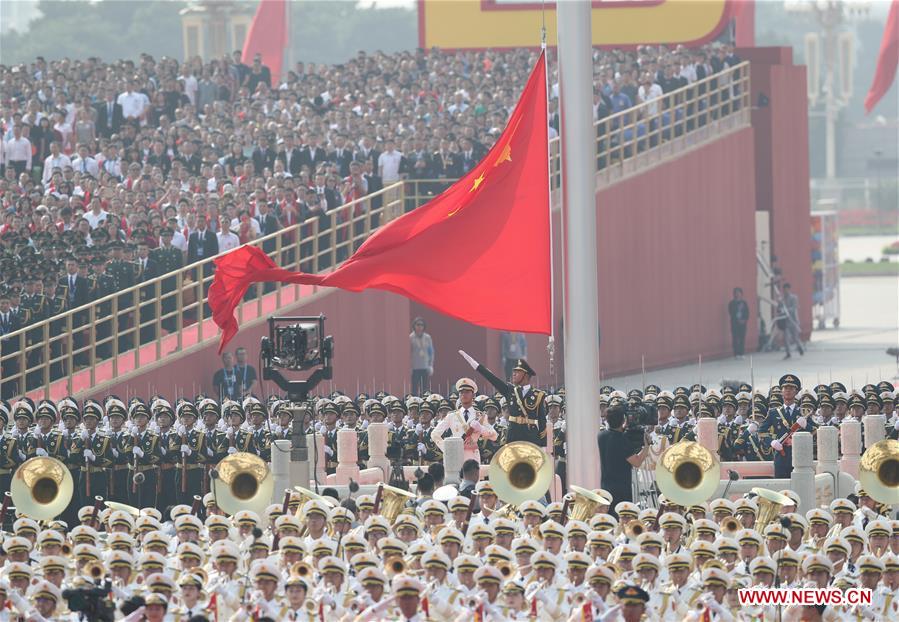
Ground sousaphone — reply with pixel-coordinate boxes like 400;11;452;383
10;457;74;521
654;441;720;507
488;441;553;506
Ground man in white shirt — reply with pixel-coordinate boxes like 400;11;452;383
42;142;71;185
70;144;99;178
4;124;32;176
378;139;403;184
217;216;240;253
84;198;109;229
638;73;664;117
117;80;149;125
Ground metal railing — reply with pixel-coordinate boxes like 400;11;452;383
0;62;750;401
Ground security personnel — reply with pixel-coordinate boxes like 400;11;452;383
460;350;547;446
759;374;816;478
20;275;46;390
151;228;182;332
89;255;117;359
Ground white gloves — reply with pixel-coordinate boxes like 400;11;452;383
84;449;95;462
717;414;727;425
734;415;744;425
797;416;808;429
206;447;214;457
159;445;167;456
324;445;334;457
417;442;426;454
458;349;478;370
415;423;423;435
427;366;433;376
747;422;758;435
35;448;48;457
180;444;192;456
894;420;899;431
81;429;90;441
228;447;238;455
133;447;144;459
271;424;282;435
771;439;783;452
112;448;120;459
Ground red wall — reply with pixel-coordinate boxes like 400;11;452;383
741;46;813;337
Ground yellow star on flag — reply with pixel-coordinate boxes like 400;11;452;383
494;144;512;167
469;171;486;192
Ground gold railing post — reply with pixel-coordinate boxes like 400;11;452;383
198;267;205;342
176;271;184;351
66;314;73;396
154;280;162;361
89;305;96;387
112;296;119;378
275;233;283;308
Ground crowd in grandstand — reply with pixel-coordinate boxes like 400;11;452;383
0;371;894;620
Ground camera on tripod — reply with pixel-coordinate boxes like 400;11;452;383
261;315;333;371
62;582;115;622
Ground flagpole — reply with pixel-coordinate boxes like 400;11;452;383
542;19;557;382
557;0;600;491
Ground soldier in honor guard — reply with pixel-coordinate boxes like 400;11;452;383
152;397;179;514
198;397;227;494
477;397;504;465
665;395;696;444
33;400;67;461
0;401;22;500
58;399;85;525
174;399;205;505
547;394;567;489
416;400;442;465
732;403;774;461
88;254;117;359
758;374;816;478
246;397;273;462
224;400;254;453
460;350;547;446
105;398;131;503
128;399;161;509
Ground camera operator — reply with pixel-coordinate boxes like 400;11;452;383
597;404;650;517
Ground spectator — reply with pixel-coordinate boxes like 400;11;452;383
234;346;258;397
781;283;804;359
378;139;403;184
4;124;31;176
410;317;434;395
728;287;749;359
212;351;240;401
217;216;240;253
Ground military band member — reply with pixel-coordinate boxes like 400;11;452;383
460;351;547;446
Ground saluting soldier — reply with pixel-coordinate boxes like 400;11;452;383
105;398;131;503
128;399;161;509
759;374;816;478
460;351;548;446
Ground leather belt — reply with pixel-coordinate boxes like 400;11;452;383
176;464;205;470
113;464;130;471
508;416;537;427
80;466;106;474
0;469;11;475
131;465;157;473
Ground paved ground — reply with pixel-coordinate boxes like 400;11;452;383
605;275;899;391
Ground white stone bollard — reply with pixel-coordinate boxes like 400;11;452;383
307;432;327;486
271;439;291;505
863;415;886;449
365;423;390;483
695;418;719;460
335;429;360;485
443;437;464;485
840;419;862;479
790;432;815;515
816;426;841;500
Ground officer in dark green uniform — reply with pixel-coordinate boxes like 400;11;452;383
152;397;179;515
105;398;131;503
33;400;67;462
0;402;20;503
758;374;816;478
135;240;158;344
151;228;183;333
461;351;548;446
665;395;696;444
417;401;441;465
477;397;504;465
198;398;227;498
81;400;111;505
59;399;84;527
89;254;117;359
247;398;273;462
224;401;254;453
128;399;160;508
43;277;67;380
20;274;46;390
318;400;339;474
106;241;135;352
547;394;566;490
174;400;205;506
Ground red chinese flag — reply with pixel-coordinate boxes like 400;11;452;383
209;52;551;353
241;0;287;84
865;0;899;113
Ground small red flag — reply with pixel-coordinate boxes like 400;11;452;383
209;52;551;353
865;0;899;113
241;0;287;84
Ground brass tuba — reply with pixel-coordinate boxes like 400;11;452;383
378;484;417;523
10;457;74;521
104;500;141;517
290;561;314;580
654;441;720;507
625;520;645;540
751;487;793;533
211;452;274;517
83;560;106;582
488;441;553;506
568;485;610;523
858;439;899;505
386;556;407;577
721;516;742;536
